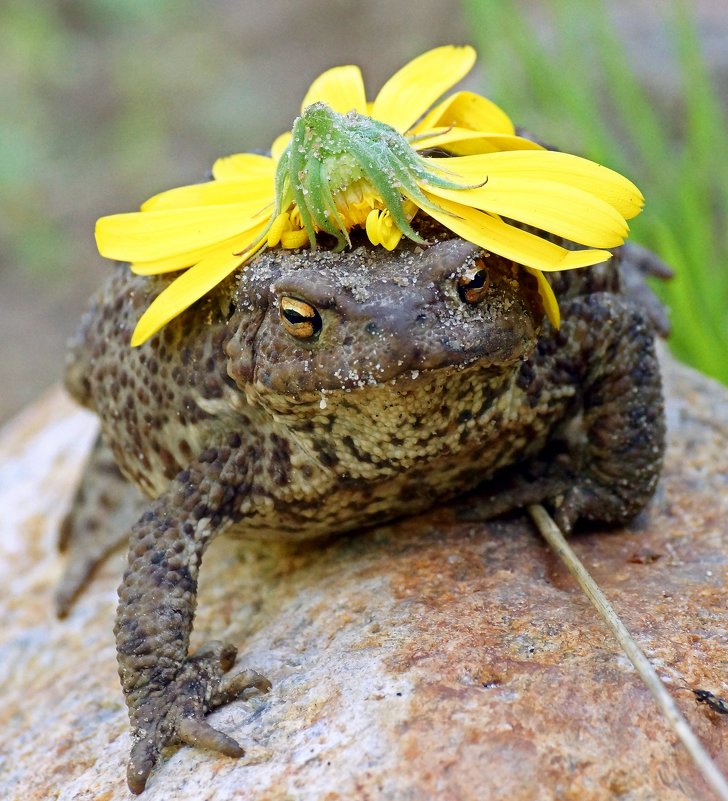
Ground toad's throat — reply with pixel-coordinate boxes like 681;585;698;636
259;361;526;479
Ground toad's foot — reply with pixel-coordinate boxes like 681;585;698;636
126;641;270;794
458;467;575;529
461;465;656;535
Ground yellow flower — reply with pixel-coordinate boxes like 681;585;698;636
95;45;643;346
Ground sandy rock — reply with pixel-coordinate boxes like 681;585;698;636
0;352;726;801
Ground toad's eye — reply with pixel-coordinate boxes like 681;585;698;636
457;261;490;304
279;296;322;339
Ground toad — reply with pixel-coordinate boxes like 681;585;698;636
60;232;665;792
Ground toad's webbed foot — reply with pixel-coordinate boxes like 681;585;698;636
461;458;656;535
458;462;571;526
126;641;270;794
459;461;586;533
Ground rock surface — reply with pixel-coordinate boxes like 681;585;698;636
0;351;726;801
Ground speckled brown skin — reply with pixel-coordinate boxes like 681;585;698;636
63;232;665;793
56;436;146;617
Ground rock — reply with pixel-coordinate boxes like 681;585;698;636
0;351;726;801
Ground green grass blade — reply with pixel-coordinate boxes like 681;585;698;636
461;0;728;385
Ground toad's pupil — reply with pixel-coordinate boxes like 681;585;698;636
283;308;308;324
280;297;322;338
466;270;487;289
457;267;490;304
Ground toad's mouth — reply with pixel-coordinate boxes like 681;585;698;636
251;356;514;422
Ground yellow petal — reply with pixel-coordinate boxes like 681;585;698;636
141;178;274;211
271;131;291;162
266;212;291;248
439;135;546;156
365;208;381;246
131;232;255;275
525;267;560;329
380;224;404;251
419;192;612;272
211;152;276;181
424;177;629;248
412;91;515;136
370;45;476;134
411;128;544;154
96;203;271;262
130;223;267;346
432;151;644;219
280;228;309;249
300;64;367;115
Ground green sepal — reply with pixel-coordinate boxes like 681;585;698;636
277;102;477;249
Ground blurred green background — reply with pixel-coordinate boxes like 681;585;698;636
1;0;726;422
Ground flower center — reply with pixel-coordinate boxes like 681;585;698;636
329;175;380;227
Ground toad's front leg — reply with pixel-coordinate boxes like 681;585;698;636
464;292;665;532
115;437;270;794
549;291;665;531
